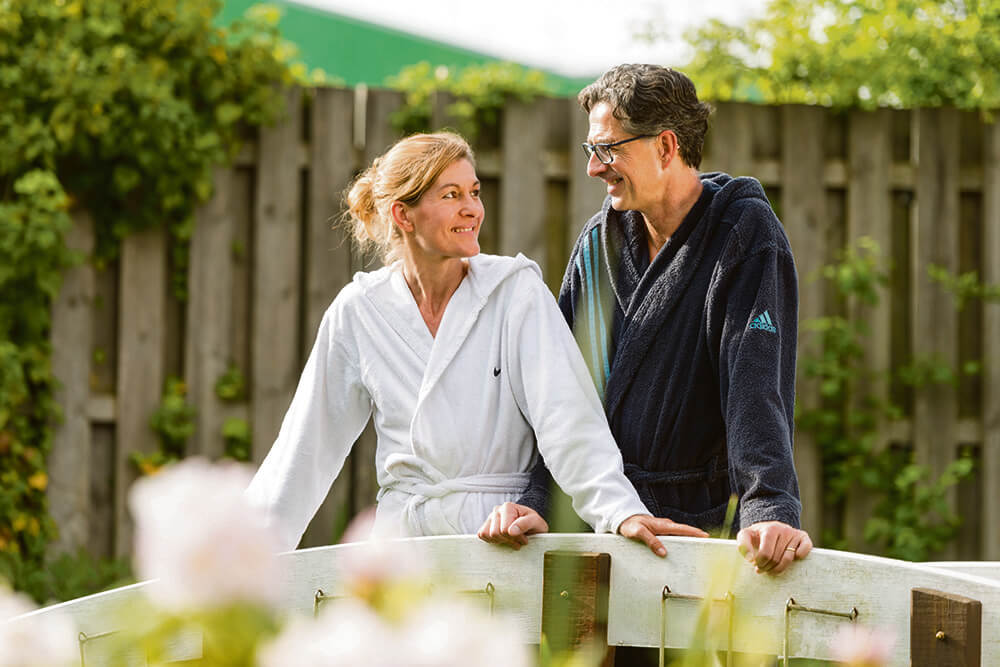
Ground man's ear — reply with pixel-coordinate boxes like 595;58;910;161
390;201;413;233
656;129;679;167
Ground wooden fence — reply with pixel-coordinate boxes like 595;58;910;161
46;88;1000;561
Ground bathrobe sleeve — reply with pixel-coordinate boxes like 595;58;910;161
708;229;802;530
505;272;649;534
515;230;590;516
245;295;373;551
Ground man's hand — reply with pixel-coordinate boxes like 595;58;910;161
618;514;709;557
736;521;812;574
477;502;549;549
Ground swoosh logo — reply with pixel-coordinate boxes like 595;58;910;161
493;367;501;377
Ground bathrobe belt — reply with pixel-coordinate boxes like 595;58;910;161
623;457;729;487
380;453;530;535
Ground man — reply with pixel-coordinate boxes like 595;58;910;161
479;64;812;576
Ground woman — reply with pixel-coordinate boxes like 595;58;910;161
246;132;706;554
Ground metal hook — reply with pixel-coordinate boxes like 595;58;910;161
659;585;735;667
782;597;859;666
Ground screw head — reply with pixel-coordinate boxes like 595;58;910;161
935;631;946;641
560;590;569;599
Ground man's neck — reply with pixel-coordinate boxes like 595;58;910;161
640;171;703;262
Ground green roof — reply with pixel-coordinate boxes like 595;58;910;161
218;1;594;95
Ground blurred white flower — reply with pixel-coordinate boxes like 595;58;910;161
257;599;401;666
337;508;429;593
128;457;282;610
0;588;76;667
831;624;895;667
403;597;532;667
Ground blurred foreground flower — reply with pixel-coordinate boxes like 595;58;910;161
0;587;75;667
128;457;281;610
831;624;895;667
259;596;531;667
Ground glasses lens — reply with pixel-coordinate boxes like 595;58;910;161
594;145;612;164
581;143;595;160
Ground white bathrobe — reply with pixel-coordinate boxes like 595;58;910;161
246;253;650;551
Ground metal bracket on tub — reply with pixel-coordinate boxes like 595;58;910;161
78;630;118;667
659;585;735;667
457;581;495;616
782;596;859;666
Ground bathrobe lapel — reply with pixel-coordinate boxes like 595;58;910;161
603;202;717;423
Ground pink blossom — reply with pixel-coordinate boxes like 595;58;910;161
831;624;895;667
0;588;76;666
128;458;282;610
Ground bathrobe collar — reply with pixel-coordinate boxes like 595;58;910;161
600;173;771;421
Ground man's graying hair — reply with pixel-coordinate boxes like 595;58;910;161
578;64;713;169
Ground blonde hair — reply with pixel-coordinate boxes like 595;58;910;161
345;132;476;263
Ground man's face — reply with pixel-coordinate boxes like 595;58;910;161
586;102;661;213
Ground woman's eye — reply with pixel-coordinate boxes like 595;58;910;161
471;190;480;198
443;191;457;199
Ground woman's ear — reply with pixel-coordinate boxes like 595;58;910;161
390;201;414;233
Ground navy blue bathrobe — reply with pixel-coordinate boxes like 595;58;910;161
518;172;802;531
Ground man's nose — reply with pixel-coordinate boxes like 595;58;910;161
586;151;607;178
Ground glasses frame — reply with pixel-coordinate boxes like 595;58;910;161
581;134;654;165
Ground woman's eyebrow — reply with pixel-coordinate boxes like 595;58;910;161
436;180;480;191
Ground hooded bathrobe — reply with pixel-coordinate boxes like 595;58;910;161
518;173;802;532
246;253;649;551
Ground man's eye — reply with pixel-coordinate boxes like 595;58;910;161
471;189;480;198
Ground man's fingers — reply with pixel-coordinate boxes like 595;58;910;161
755;527;782;572
770;539;798;574
736;527;759;562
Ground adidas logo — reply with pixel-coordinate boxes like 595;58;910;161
749;310;777;333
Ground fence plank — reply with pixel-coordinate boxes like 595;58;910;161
781;105;826;538
500;100;547;262
541;551;613;664
348;89;405;515
567;102;606;260
912;109;960;558
115;227;168;556
845;109;893;550
49;210;95;554
301;87;357;548
982;120;1000;560
251;89;304;463
706;102;753;177
184;168;235;460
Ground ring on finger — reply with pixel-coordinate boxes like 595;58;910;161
785;545;797;553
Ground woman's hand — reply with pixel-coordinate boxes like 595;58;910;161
477;502;549;549
617;514;709;557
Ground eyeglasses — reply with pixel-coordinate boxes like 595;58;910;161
581;135;654;165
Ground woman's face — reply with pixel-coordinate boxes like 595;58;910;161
400;158;484;261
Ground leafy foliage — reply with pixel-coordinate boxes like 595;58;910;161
796;238;977;560
0;0;296;587
388;61;555;139
680;0;1000;110
0;549;132;606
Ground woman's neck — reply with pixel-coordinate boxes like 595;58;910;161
401;254;468;337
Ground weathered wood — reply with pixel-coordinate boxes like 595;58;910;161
982;119;1000;560
251;89;303;463
115;227;168;556
49;209;95;554
567;102;606;260
844;109;893;550
541;551;612;664
911;588;981;667
89;424;115;558
301;87;356;548
705;102;753;177
430;90;460;131
346;88;405;516
500;100;547;261
781;105;826;539
912;109;960;558
184;168;235;460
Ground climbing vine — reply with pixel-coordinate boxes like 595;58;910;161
797;238;980;561
388;61;555;140
0;0;299;592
